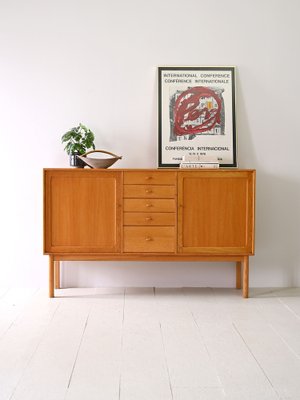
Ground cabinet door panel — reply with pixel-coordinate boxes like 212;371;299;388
44;171;121;253
178;171;255;254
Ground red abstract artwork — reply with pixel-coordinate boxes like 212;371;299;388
174;87;222;136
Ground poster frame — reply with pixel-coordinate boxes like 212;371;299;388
158;66;237;168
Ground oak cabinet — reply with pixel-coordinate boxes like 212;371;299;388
123;171;176;254
44;170;122;253
123;227;176;253
44;169;255;298
178;171;255;255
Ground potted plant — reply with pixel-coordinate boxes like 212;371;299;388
61;123;96;167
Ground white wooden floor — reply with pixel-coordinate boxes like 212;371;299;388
1;287;300;400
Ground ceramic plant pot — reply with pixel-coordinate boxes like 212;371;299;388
69;152;85;168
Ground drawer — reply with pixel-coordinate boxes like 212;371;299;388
124;212;175;226
123;199;176;213
124;227;175;253
124;171;176;185
124;185;176;199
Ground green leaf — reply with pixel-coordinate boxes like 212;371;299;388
61;123;95;154
64;142;73;155
61;132;73;142
80;123;87;131
74;133;82;143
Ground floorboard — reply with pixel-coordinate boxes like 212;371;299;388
9;297;91;400
0;287;299;400
120;288;172;400
0;288;39;339
65;288;124;400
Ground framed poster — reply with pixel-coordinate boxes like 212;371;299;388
158;66;236;168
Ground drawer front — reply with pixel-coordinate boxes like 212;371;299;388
124;212;175;226
124;227;175;253
124;171;176;185
124;199;176;213
124;185;176;199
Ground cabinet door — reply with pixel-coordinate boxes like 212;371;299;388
178;171;255;255
44;170;121;253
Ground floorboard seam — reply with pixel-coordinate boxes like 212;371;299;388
0;288;40;341
182;288;225;394
278;297;300;320
268;322;300;360
232;322;281;399
118;288;126;400
155;287;174;400
8;299;61;400
66;307;91;391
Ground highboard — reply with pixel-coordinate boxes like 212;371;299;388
44;168;255;298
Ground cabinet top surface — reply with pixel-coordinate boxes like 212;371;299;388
44;168;256;172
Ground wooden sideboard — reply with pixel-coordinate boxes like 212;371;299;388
44;169;255;298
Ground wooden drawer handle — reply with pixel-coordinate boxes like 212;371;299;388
145;237;153;241
145;189;153;194
145;176;153;180
145;217;152;221
146;203;152;208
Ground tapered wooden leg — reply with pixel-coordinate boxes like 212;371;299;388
49;255;55;298
243;256;249;298
54;261;60;289
236;261;242;289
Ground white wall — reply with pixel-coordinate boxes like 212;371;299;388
1;0;299;288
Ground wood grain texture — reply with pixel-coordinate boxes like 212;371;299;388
124;199;175;213
44;170;122;253
236;261;242;289
124;212;175;226
123;171;176;185
124;227;175;253
123;185;176;198
54;254;245;261
49;256;54;298
243;256;249;298
178;170;255;255
44;169;255;298
54;261;60;289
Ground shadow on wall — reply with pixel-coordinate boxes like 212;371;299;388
62;261;238;289
236;71;300;286
254;171;300;286
60;172;300;288
61;71;300;289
